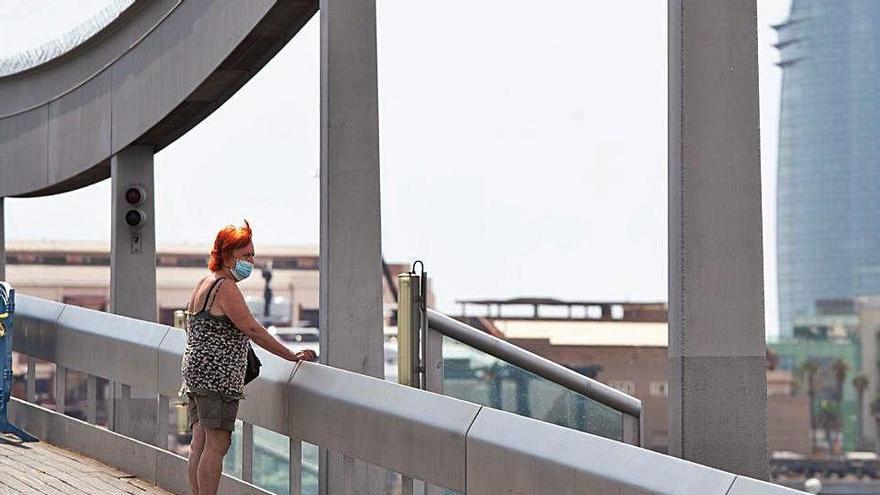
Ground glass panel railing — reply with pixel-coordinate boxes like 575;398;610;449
224;424;319;495
251;427;319;495
442;336;623;441
223;419;243;478
253;426;289;493
425;309;641;444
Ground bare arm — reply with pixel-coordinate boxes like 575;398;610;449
215;281;313;362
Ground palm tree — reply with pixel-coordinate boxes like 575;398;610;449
833;359;850;401
798;359;822;453
831;359;850;451
853;374;870;449
818;400;841;453
871;397;880;454
767;348;779;371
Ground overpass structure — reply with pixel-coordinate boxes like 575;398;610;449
0;0;782;493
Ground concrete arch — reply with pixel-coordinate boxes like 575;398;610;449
0;0;316;198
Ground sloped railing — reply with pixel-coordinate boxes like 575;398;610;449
9;295;802;495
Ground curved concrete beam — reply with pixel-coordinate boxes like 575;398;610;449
0;0;316;198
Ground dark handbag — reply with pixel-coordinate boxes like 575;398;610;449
244;344;262;385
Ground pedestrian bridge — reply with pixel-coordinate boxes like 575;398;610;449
0;0;800;493
4;294;799;495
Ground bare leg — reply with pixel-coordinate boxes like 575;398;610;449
188;422;206;495
198;427;231;495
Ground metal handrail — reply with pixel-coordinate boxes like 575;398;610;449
426;309;642;418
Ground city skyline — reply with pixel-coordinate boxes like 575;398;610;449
775;0;880;338
0;1;791;336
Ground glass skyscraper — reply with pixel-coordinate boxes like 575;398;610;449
776;1;880;338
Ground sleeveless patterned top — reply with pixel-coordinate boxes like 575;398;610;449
181;278;249;400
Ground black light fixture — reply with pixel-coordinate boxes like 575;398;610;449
124;185;147;227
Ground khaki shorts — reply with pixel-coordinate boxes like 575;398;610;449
187;392;239;432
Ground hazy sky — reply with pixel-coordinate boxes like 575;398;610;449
0;1;791;336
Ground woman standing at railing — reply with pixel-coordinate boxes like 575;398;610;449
181;220;316;495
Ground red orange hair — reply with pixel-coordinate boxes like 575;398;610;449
209;220;252;271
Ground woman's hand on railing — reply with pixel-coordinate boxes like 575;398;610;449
292;350;317;362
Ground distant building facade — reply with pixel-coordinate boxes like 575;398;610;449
4;240;409;429
775;1;880;338
3;240;405;327
458;299;811;454
770;337;862;453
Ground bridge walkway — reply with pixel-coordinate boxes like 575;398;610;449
0;439;171;495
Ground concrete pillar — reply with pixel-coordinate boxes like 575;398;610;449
857;301;880;449
668;0;768;479
318;0;384;493
0;198;5;281
110;146;157;444
110;145;157;322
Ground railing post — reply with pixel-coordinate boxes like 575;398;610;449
26;355;35;403
54;365;66;415
397;273;421;388
622;413;640;447
402;478;414;495
86;374;97;424
289;438;302;495
424;326;443;395
242;421;254;483
400;270;439;495
117;383;131;435
399;272;430;495
157;394;169;449
108;380;116;431
342;454;355;495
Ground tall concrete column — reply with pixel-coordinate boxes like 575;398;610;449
668;0;768;480
319;0;384;493
110;146;157;322
110;145;158;444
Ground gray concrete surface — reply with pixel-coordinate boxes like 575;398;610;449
857;299;880;449
0;0;316;198
668;0;769;479
318;0;384;493
109;146;159;445
110;146;157;323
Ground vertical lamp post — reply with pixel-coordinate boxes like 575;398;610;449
262;260;273;323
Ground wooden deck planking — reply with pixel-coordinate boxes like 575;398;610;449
0;440;174;495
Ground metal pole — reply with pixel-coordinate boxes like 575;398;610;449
262;261;273;321
426;309;642;418
419;272;428;390
397;273;420;388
